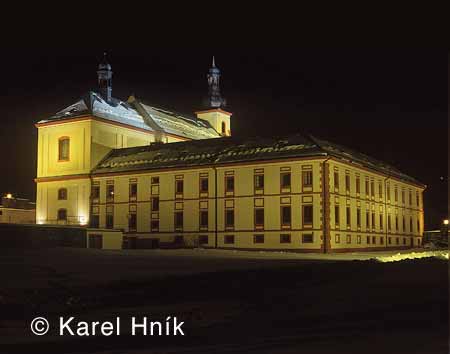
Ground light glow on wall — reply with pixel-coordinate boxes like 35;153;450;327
443;219;449;225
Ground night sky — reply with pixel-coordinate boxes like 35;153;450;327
0;48;446;228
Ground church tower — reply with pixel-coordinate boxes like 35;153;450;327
196;57;232;136
97;53;113;102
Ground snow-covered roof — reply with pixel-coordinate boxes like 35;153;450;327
37;92;220;140
92;133;424;187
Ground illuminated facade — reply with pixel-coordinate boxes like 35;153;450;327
35;58;424;252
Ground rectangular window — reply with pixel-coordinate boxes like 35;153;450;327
151;219;159;231
366;211;370;229
380;214;383;230
199;235;208;245
388;237;392;244
403;216;406;231
357;235;361;244
129;183;137;199
303;171;313;188
224;235;235;244
200;210;208;228
372;236;376;244
356;208;361;228
90;215;99;228
380;237;384;244
129;213;137;231
416;192;419;207
356;177;360;193
345;174;350;192
58;137;70;161
106;185;114;202
253;234;264;244
367;236;370;244
255;208;264;227
255;174;264;190
176;180;184;194
175;211;183;229
280;234;291;243
335;205;340;225
200;177;209;193
346;234;351;244
365;179;369;197
370;181;375;197
396;237;399;245
395;216;398;231
92;186;100;199
387;184;391;202
281;173;291;189
371;212;375;229
281;206;291;226
151;176;159;184
378;182;383;199
388;215;391;231
336;234;341;243
409;191;412;206
401;190;405;203
417;220;420;234
346;207;351;227
409;218;413;233
394;187;398;202
106;214;114;229
303;205;313;225
225;176;234;192
151;197;159;211
334;172;339;189
302;234;314;243
225;209;234;228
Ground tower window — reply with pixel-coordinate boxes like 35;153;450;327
58;137;70;161
58;188;67;200
57;208;67;221
221;121;226;135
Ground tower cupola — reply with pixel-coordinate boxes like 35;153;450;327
97;53;113;102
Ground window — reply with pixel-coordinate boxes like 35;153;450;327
402;216;406;231
334;172;339;189
175;180;184;194
225;209;234;228
394;187;398;202
346;207;351;227
356;177;360;193
225;176;234;192
335;205;340;225
151;197;159;211
409;218;413;233
387;184;391;201
303;171;313;188
380;214;383;230
380;237;384;244
254;174;264;190
367;236;370;244
401;190;405;204
388;215;391;231
370;181;375;197
224;235;235;244
388;237;392;244
199;235;208;245
92;186;100;199
365;179;369;197
372;236;376;244
280;234;291;243
129;213;137;231
403;238;406;245
90;215;99;228
151;176;159;184
378;182;382;199
106;185;114;202
129;183;137;199
409;191;412;206
200;210;208;228
281;173;291;189
200;177;209;193
58;137;70;161
356;208;361;228
281;206;291;226
346;234;351;244
175;211;183;229
395;216;398;231
303;205;313;225
345;174;350;192
302;234;314;243
416;192;420;207
57;208;67;221
58;188;67;200
396;237;399;245
336;234;341;243
106;214;114;229
417;220;420;234
357;235;361;244
221;121;226;135
366;211;370;229
371;212;375;229
255;208;264;227
253;234;264;243
151;219;159;231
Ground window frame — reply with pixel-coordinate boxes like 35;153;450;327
58;136;70;162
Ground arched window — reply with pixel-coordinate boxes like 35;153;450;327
57;208;67;221
221;121;226;135
58;137;70;161
58;188;67;200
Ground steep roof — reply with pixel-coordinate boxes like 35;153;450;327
92;133;424;187
36;91;220;140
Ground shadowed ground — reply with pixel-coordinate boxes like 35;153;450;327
0;248;447;353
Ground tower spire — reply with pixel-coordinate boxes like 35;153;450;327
206;56;225;108
97;52;113;103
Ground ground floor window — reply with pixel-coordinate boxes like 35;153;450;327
198;235;208;245
106;214;114;229
90;215;99;228
57;208;67;221
346;234;351;244
224;235;235;244
280;234;291;243
253;234;264;244
335;234;340;243
302;233;313;243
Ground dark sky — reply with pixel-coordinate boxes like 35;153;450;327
0;48;446;228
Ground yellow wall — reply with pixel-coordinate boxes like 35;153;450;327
0;208;35;224
196;110;231;136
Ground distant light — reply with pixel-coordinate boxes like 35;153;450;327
5;193;12;199
444;219;449;225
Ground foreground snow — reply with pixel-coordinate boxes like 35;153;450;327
373;250;449;262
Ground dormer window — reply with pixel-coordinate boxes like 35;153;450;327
58;137;70;161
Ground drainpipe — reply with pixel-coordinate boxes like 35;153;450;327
322;156;331;254
213;166;218;248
